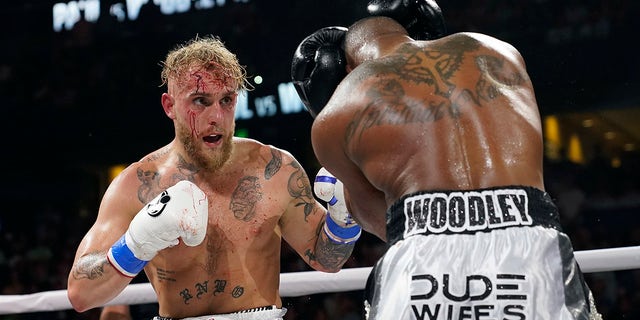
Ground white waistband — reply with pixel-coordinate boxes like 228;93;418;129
153;306;287;320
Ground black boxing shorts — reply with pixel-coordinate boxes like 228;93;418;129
364;186;601;320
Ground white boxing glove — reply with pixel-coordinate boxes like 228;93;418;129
107;180;208;277
314;168;361;244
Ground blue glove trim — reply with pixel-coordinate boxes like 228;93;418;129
315;175;337;184
324;214;361;244
107;234;148;278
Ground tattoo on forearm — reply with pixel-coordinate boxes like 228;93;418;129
316;228;354;269
72;252;110;280
230;176;262;221
287;161;315;221
265;148;282;180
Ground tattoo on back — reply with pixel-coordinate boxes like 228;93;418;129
345;37;527;146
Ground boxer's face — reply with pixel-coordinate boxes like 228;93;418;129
164;63;238;171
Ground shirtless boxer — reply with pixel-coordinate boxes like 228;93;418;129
291;0;601;319
67;35;359;320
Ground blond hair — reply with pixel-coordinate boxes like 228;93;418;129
160;35;250;91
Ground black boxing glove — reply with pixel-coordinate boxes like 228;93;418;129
367;0;447;40
291;26;348;118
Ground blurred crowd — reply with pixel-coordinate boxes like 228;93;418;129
1;0;638;319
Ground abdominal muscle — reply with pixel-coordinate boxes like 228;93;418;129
146;232;282;317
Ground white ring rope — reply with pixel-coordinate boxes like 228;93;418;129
1;246;639;315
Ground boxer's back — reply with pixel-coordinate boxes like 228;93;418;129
313;32;545;240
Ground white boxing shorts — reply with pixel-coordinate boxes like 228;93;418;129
153;305;287;320
364;186;601;320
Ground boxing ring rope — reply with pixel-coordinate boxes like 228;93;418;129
1;246;639;315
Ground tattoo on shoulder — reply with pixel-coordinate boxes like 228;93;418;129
230;176;263;221
143;147;170;162
475;54;526;88
71;252;109;280
137;167;161;203
264;148;282;180
287;161;315;221
136;155;198;203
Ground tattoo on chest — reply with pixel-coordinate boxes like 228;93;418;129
230;176;263;221
156;268;177;282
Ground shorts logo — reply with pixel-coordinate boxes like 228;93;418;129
403;189;531;237
410;273;528;319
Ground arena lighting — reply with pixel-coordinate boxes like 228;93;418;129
544;115;562;161
108;164;127;182
52;0;252;32
235;82;307;120
567;134;584;164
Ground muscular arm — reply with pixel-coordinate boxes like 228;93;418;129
276;150;355;273
67;166;144;312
